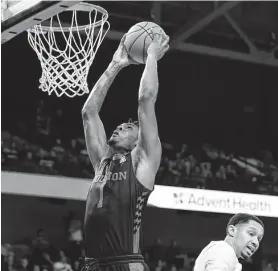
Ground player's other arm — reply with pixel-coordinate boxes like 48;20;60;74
81;62;121;170
82;37;131;170
133;32;169;190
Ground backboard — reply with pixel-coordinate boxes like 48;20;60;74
1;0;81;44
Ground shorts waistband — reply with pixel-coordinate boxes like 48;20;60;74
82;254;144;270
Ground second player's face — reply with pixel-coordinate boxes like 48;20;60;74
234;220;264;260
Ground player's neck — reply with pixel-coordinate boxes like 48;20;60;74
109;147;130;158
224;236;240;258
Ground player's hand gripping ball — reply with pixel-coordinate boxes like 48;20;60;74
123;21;168;64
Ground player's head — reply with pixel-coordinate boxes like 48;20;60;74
225;213;264;260
108;119;139;152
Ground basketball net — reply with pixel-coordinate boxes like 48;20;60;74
27;3;110;98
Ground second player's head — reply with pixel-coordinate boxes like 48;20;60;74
108;119;139;152
226;213;264;260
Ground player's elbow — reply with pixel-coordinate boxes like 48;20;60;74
138;90;157;103
81;106;96;119
81;108;88;120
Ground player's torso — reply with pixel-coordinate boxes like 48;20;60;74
194;241;238;271
84;153;150;258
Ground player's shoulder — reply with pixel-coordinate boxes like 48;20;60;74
205;241;238;266
207;241;235;254
94;154;112;172
210;240;233;249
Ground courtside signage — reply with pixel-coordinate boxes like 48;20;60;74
2;171;278;217
148;185;278;217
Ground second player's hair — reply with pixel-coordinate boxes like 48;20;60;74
226;213;264;233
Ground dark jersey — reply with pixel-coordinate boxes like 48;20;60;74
84;153;152;258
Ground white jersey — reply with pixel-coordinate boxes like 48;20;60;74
194;241;242;271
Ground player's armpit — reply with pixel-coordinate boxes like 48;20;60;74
132;97;162;190
130;97;161;190
137;96;161;160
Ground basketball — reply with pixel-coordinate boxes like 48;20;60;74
123;22;166;64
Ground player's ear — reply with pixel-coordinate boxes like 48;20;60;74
227;225;237;237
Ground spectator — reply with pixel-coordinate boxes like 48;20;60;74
166;240;181;266
31;229;50;266
168;160;181;186
32;229;49;251
149;238;165;263
3;251;16;271
51;139;65;172
157;156;169;184
65;213;83;261
154;260;167;271
177;254;191;271
169;265;178;271
3;140;19;167
22;152;38;172
38;148;55;174
72;260;80;271
219;165;227;180
53;250;72;271
200;162;213;179
36;100;51;136
188;155;197;170
51;139;65;160
191;166;206;188
2;140;6;164
69;139;80;157
262;260;275;271
17;256;31;271
41;252;54;271
175;154;186;180
226;164;237;179
183;158;191;177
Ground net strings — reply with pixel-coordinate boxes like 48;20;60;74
27;8;110;98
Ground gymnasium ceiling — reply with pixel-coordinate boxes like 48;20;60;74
87;1;278;67
2;1;278;150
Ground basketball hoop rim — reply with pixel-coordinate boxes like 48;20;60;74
29;2;109;33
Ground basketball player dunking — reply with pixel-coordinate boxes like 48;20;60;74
194;213;264;271
81;32;169;271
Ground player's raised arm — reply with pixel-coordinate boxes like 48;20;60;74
82;35;137;170
132;32;169;189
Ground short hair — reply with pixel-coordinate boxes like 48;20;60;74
226;213;264;233
128;118;139;127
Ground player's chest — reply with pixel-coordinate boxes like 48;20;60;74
89;162;133;198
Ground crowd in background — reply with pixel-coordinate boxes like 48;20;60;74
2;100;278;196
2;99;278;271
2;222;278;271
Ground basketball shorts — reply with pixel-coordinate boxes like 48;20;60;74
80;254;149;271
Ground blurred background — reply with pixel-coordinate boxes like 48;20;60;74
1;1;278;271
